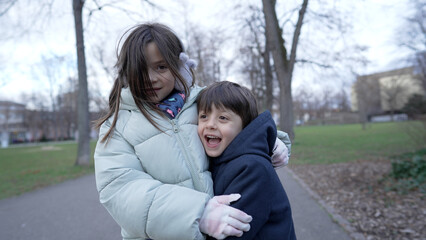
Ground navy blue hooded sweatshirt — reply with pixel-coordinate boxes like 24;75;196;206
209;111;296;240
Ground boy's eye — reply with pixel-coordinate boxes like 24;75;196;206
219;116;228;120
199;114;207;119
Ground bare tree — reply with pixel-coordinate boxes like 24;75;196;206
317;87;334;125
397;0;426;148
293;86;335;125
72;0;90;166
234;5;274;112
414;51;426;95
57;77;78;140
334;86;351;112
354;75;381;129
89;41;115;113
2;0;155;166
398;0;425;93
72;0;155;166
293;87;315;124
262;0;308;139
20;92;50;141
185;26;229;87
380;75;407;121
261;0;368;138
37;54;68;141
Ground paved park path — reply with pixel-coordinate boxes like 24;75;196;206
0;167;354;240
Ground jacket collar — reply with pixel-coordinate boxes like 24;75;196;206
119;86;203;111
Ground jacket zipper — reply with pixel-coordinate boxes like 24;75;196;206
170;115;203;192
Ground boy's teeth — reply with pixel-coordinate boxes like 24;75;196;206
206;135;221;144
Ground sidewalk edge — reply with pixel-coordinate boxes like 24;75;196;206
285;167;366;240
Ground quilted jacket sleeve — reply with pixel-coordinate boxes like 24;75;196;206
277;130;291;158
94;116;210;240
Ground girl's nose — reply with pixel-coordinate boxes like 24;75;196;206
148;68;158;82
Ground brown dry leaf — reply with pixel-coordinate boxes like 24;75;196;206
290;160;426;240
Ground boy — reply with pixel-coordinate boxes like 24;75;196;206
197;81;297;240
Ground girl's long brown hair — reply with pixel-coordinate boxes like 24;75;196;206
94;23;194;143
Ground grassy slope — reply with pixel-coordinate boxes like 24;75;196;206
0;141;96;199
291;122;420;164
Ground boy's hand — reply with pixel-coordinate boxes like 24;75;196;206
271;138;289;169
199;194;252;239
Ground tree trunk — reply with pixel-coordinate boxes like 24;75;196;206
279;73;294;138
263;39;273;112
73;0;90;166
262;0;307;140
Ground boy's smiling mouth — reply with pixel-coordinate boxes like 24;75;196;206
205;135;221;147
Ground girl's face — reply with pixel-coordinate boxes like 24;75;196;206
145;42;175;102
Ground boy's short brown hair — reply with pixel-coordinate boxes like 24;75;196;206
196;81;258;128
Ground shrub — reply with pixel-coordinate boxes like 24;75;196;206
387;150;426;194
402;94;426;117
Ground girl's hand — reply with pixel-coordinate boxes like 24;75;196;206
271;138;289;169
199;194;252;239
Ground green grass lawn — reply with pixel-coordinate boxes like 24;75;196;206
291;121;424;164
0;141;96;200
0;121;424;200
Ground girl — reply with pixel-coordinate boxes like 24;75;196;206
94;22;289;240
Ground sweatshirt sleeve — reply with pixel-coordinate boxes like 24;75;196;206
95;118;210;240
219;159;274;240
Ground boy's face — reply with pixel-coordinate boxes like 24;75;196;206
145;42;175;102
197;105;243;157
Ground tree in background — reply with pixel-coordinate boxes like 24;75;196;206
184;25;229;87
380;75;408;121
396;0;426;148
262;0;307;139
56;77;79;140
293;85;352;125
355;75;382;130
0;0;153;166
334;86;351;113
261;0;366;138
20;92;50;141
293;88;314;124
234;5;274;112
403;94;426;117
72;0;90;166
398;0;425;94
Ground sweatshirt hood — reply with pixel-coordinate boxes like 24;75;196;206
210;111;277;165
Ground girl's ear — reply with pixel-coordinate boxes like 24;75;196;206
175;52;197;91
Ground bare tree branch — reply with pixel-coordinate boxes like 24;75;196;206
297;59;332;68
0;0;18;16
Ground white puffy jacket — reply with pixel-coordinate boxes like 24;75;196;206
95;86;213;240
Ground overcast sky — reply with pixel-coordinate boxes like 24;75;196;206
0;0;412;103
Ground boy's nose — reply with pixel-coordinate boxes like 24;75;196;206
206;119;217;129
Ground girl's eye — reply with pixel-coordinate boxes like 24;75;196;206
157;65;168;71
219;116;228;120
199;114;207;119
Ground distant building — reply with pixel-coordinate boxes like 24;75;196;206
0;101;27;147
0;100;102;148
351;66;424;120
